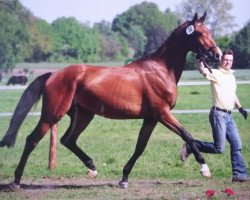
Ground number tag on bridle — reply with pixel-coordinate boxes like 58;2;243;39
186;25;195;35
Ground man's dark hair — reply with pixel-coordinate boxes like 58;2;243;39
222;49;233;57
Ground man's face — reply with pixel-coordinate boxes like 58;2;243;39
220;54;233;71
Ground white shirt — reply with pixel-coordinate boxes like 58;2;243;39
205;67;236;110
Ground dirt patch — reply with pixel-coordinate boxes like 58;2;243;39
1;177;250;199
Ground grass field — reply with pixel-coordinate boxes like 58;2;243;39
0;66;250;199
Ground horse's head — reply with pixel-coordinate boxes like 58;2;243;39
185;12;222;64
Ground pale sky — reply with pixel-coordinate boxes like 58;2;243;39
20;0;250;30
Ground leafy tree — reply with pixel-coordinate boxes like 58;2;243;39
230;21;250;69
94;21;128;60
215;36;232;51
144;26;168;56
0;0;30;72
175;0;236;37
126;25;147;57
112;2;178;58
26;18;53;62
50;17;101;62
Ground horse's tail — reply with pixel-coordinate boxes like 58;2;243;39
0;72;52;148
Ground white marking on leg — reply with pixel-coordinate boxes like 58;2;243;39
200;164;211;177
87;169;97;180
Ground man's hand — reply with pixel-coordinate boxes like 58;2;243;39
238;107;248;119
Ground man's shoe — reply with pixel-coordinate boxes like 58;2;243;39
232;176;250;183
180;143;192;162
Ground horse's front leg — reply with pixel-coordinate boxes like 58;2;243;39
119;119;157;189
160;110;211;177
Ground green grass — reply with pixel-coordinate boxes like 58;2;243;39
0;114;249;181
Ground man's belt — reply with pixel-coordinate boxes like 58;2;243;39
212;106;231;114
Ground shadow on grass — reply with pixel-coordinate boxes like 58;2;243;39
0;182;118;192
0;180;192;192
0;179;208;192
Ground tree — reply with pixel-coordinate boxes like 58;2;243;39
126;25;147;57
144;26;168;56
26;18;53;62
94;21;128;60
51;17;101;62
230;21;250;69
215;36;232;51
112;2;178;58
0;0;30;72
175;0;236;37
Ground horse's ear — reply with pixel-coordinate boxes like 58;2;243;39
199;11;207;23
191;13;198;23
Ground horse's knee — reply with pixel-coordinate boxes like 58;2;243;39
60;136;68;146
60;136;75;148
25;135;39;150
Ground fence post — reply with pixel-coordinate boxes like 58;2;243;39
49;123;58;170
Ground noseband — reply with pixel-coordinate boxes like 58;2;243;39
196;45;219;73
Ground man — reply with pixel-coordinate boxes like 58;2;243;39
180;49;248;182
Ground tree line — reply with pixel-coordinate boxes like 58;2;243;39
0;0;250;72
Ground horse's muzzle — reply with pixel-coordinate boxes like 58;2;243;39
196;49;221;63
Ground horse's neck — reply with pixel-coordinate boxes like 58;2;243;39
152;40;188;83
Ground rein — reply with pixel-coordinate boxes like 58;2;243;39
196;45;219;73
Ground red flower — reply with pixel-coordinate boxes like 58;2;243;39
205;189;216;197
224;187;235;196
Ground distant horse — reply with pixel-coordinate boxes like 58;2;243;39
0;13;222;189
6;75;28;85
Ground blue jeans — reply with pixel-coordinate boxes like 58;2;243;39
192;108;248;179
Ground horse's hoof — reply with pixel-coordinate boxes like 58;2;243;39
200;170;212;177
119;181;129;189
200;163;212;177
8;182;20;191
87;169;97;180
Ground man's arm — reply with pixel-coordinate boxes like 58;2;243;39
197;61;210;77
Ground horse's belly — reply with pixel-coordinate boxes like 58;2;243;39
96;105;141;119
77;93;143;119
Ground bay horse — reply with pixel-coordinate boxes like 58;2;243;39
0;12;222;189
6;75;28;85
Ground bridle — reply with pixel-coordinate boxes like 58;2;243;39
188;22;220;73
196;45;220;73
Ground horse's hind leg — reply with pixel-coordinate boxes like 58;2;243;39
11;120;51;188
159;110;211;177
60;105;96;178
119;119;157;188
